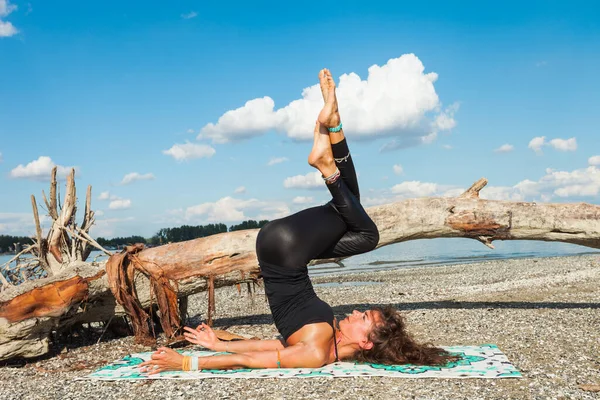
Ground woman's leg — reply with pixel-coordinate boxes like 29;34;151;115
313;69;378;257
308;122;379;259
318;69;360;200
256;203;347;337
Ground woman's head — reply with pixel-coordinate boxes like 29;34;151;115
338;309;383;351
346;306;455;366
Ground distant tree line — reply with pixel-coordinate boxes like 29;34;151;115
96;236;148;248
96;220;269;248
0;235;33;254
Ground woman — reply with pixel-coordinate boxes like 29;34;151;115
140;69;453;374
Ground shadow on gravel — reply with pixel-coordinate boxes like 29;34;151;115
212;300;600;327
4;301;596;367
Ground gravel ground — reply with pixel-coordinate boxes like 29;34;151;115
1;255;599;400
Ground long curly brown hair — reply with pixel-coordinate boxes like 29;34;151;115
354;306;456;366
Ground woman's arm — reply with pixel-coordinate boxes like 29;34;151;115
139;343;328;374
183;324;285;353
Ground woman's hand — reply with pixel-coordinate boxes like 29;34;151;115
139;347;184;375
183;323;221;350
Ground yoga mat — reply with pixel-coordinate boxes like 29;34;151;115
80;344;521;380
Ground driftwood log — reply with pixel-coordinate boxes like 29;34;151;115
0;178;599;360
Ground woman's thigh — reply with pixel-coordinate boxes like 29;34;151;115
256;204;347;269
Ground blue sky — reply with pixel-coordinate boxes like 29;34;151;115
1;0;599;238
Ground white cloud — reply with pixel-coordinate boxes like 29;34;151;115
549;137;577;152
95;210;105;217
92;216;135;238
0;151;3;162
513;179;540;197
432;102;459;131
528;136;577;154
589;155;600;166
181;11;197;19
234;186;246;194
283;171;324;190
198;54;456;146
109;199;132;210
482;166;600;201
9;156;76;181
292;196;314;204
267;157;289;166
0;0;17;37
392;164;403;175
494;144;514;153
442;144;453;150
391;181;439;197
543;166;599;198
437;187;463;198
187;129;195;134
479;186;525;201
0;0;17;16
163;142;216;161
362;196;392;207
185;197;290;223
0;212;51;237
0;19;16;36
98;191;110;200
121;172;155;185
528;136;546;154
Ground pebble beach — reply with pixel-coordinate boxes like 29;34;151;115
1;254;599;400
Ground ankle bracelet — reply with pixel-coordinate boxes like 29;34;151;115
328;122;343;132
323;168;341;184
334;152;350;163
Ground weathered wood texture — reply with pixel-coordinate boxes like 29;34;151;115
1;180;599;360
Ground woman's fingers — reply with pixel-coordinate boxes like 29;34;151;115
139;360;164;374
156;346;173;353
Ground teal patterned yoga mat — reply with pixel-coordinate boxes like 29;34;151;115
81;344;521;380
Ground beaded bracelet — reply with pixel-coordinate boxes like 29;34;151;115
328;122;343;132
323;168;341;185
276;349;281;369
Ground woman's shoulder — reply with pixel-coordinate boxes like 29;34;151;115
286;322;335;361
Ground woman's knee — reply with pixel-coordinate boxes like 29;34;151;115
363;222;379;252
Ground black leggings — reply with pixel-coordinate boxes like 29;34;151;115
256;139;379;339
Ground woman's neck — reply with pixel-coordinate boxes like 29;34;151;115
333;328;360;361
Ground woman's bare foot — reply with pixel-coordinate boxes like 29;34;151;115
308;121;336;178
318;69;330;103
317;69;341;129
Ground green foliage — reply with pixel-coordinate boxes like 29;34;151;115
0;235;33;253
229;220;270;232
93;220;269;248
96;236;147;248
152;224;229;244
2;220;271;254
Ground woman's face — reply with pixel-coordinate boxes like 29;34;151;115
339;309;382;350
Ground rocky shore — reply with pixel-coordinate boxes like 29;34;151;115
1;254;599;399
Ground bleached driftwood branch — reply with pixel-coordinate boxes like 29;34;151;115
0;178;598;360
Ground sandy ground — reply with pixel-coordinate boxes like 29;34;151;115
0;254;599;399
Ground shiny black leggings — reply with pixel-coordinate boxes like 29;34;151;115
256;138;379;272
255;138;379;338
